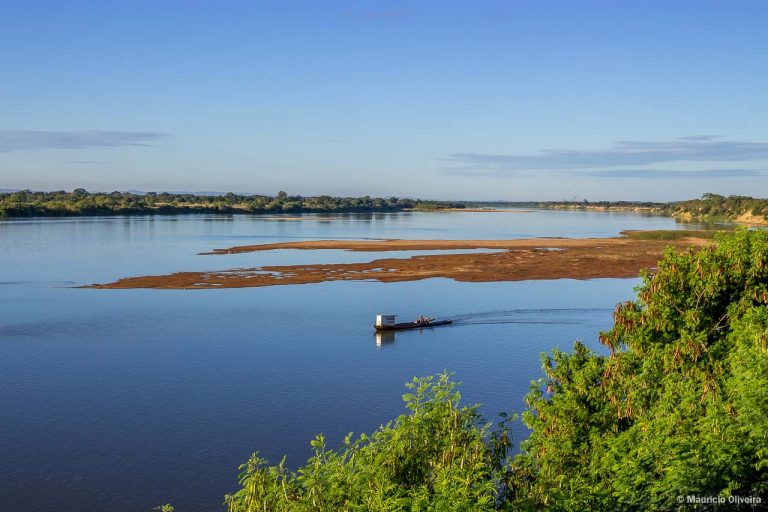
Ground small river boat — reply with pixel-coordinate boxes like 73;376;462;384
373;314;453;331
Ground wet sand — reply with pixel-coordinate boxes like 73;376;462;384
86;234;710;290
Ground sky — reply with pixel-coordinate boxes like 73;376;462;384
1;0;767;201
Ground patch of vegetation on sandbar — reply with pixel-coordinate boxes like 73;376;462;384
620;229;724;240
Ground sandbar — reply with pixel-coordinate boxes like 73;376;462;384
86;233;711;290
202;236;622;255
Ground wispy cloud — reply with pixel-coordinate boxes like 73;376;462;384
0;130;168;152
584;168;767;179
443;136;768;172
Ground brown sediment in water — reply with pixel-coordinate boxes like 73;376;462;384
85;234;711;290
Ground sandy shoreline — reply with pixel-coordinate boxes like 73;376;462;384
87;233;710;290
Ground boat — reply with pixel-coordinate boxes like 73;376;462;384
373;314;453;331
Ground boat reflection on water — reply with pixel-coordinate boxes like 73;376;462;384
375;330;396;347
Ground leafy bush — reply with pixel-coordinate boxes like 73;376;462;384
514;229;768;509
225;373;514;511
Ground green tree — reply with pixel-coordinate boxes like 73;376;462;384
225;373;514;511
513;229;768;510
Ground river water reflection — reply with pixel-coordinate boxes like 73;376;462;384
0;210;703;511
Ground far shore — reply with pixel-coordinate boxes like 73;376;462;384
86;231;714;290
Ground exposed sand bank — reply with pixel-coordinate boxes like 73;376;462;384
734;212;768;226
200;231;708;255
86;233;710;290
201;238;597;255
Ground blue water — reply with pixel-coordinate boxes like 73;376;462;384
0;211;698;511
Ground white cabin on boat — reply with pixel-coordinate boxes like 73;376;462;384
375;314;397;327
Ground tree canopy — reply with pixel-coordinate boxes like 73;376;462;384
515;229;768;509
671;193;768;223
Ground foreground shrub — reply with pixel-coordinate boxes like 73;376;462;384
514;230;768;509
225;373;514;511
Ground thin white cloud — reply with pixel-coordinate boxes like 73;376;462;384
0;130;168;152
584;168;767;179
443;136;768;172
678;135;722;141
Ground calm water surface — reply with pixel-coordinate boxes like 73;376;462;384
0;211;700;511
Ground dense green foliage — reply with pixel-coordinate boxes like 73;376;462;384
671;193;768;223
225;373;514;511
0;189;464;217
213;230;768;511
516;229;768;509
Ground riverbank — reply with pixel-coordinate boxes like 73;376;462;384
86;231;713;290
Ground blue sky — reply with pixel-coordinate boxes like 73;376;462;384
1;1;767;200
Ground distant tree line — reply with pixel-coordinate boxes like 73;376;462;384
468;194;768;225
4;190;767;224
0;189;465;217
670;193;768;223
466;199;669;210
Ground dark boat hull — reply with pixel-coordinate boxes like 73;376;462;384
374;320;452;331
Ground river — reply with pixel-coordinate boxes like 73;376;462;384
0;209;700;511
